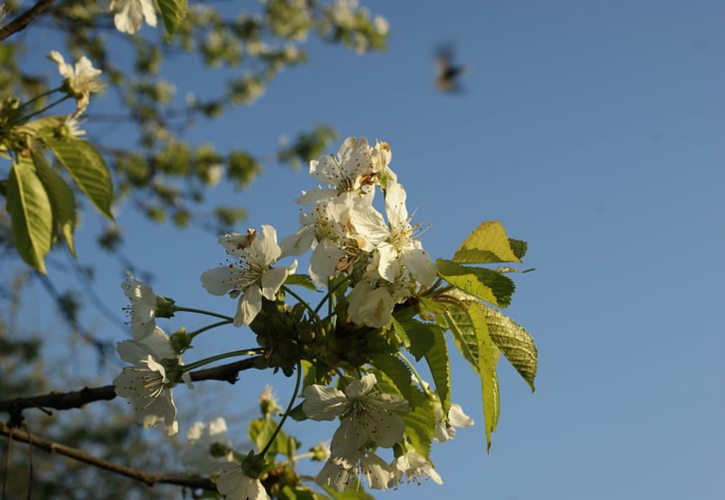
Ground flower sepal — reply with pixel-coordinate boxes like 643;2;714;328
241;451;269;480
169;327;192;354
155;295;176;318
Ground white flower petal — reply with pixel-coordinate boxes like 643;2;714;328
280;226;315;257
254;224;281;265
360;453;392;490
401;245;436;286
350;204;389;245
309;239;347;286
235;285;262;326
384;180;409;229
303;385;348;420
261;266;289;301
344;373;377;399
201;266;246;296
448;403;474;428
377;242;400;283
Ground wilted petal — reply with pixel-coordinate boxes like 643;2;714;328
201;266;246;295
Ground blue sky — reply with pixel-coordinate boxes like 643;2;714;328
11;1;725;498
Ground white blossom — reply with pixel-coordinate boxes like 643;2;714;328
303;374;408;457
110;0;157;34
347;281;394;328
183;417;234;474
297;137;394;205
216;464;270;500
201;225;297;327
47;51;103;116
317;450;394;491
351;180;436;287
390;451;443;486
434;402;474;442
121;273;160;340
113;328;189;436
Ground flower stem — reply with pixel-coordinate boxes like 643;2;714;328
189;319;232;339
17;95;70;123
260;361;302;459
183;348;262;372
313;275;349;315
172;306;233;322
21;87;63;110
281;286;325;332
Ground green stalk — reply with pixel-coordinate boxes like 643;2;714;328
173;306;233;322
17;95;70;123
183;348;262;372
189;319;232;339
260;361;302;458
282;286;325;332
313;275;349;315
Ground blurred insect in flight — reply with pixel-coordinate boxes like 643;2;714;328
435;43;469;93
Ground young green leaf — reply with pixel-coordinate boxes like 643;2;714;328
322;484;375;500
401;386;436;458
508;238;528;260
443;300;501;450
285;273;318;291
44;137;114;219
393;318;437;361
31;149;77;256
156;0;188;38
370;354;413;403
453;221;521;264
437;258;515;307
481;304;538;391
5;156;54;273
424;328;451;415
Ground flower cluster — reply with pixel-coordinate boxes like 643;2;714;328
108;136;535;498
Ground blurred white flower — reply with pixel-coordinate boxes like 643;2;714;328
121;273;159;340
47;51;104;116
183;417;233;474
110;0;157;34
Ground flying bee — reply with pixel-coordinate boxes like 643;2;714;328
435;43;469;93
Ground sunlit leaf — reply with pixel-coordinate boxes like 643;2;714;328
370;353;412;403
157;0;188;37
480;304;537;391
437;258;515;307
424;328;450;415
453;221;520;264
31;149;77;256
44;137;114;219
5;155;53;273
285;273;318;291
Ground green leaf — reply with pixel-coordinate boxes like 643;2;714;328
401;386;435;458
248;418;297;458
44;137;114;219
480;305;538;391
322;484;374;499
5;156;53;273
453;221;521;264
373;368;435;458
285;273;318;291
437;258;515;308
392;317;411;349
370;354;413;403
424;328;451;415
31;149;77;256
444;301;500;451
156;0;188;37
509;238;528;260
394;318;437;361
16;116;65;137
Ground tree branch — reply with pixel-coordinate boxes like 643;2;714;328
0;356;261;419
0;0;56;41
0;423;215;490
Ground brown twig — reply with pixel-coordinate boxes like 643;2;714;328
0;356;261;419
0;0;56;41
0;422;215;490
